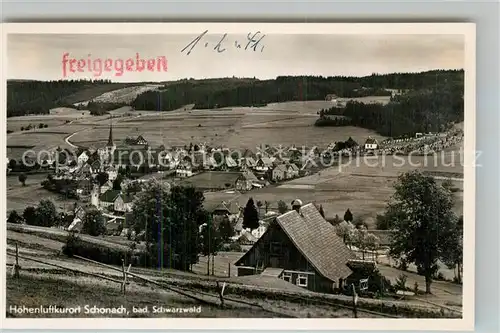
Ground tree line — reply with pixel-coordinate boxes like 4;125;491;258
8;70;463;118
315;81;464;137
131;75;400;111
7;79;120;117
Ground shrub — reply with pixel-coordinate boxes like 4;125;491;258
397;259;408;271
395;273;408;291
7;210;23;224
228;242;242;252
220;242;243;252
62;234;133;266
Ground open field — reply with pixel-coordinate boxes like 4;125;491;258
6;175;79;214
66;100;386;149
8;118;70;132
74;84;163;106
7;100;386;155
7;224;133;252
333;96;392;105
193;252;243;277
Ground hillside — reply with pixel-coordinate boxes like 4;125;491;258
7;70;463;119
131;70;463;111
6;79;135;117
74;84;163;106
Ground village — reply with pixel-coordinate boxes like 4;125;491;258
7;116;464;241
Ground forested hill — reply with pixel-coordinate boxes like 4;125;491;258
7;69;463;117
314;70;465;137
131;70;464;111
6;79;134;117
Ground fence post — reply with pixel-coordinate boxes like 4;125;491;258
121;259;126;294
228;262;231;277
216;281;225;308
12;243;20;278
211;255;215;276
352;284;358;318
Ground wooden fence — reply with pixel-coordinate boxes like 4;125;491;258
5;244;297;317
6;242;461;318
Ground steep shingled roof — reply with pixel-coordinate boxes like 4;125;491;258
99;189;121;203
274;203;357;281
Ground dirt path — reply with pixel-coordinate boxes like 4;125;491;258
64;128;87;148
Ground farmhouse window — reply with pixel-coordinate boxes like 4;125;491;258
282;272;292;282
297;274;308;287
269;242;282;255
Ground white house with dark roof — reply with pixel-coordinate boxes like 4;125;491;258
254;156;273;172
99;189;121;210
272;164;288;182
77;151;89;165
235;170;261;191
100;179;113;194
364;137;379;150
105;165;118;181
235;202;357;293
286;163;300;178
114;194;134;213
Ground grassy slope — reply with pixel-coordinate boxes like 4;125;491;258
6;225;462;318
60;83;136;105
6;274;276;318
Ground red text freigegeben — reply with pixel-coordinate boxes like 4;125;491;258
62;53;167;78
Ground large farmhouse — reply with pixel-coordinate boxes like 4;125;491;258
235;201;357;293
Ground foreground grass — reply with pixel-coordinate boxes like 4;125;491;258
6;225;461;318
6;274;277;318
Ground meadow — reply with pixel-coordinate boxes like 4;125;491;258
66;101;387;149
6;173;78;214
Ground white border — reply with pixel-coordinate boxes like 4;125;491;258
0;22;476;331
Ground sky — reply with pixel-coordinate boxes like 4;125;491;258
7;33;464;82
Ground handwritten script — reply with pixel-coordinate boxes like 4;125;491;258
181;30;265;55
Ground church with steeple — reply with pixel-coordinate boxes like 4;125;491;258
96;117;155;169
106;121;116;156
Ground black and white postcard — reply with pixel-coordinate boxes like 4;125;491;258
1;23;476;331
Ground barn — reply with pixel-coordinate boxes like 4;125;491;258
234;201;357;293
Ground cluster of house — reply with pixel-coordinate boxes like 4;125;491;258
378;128;464;155
173;145;306;183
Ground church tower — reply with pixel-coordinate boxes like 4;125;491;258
91;183;100;208
106;118;116;158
